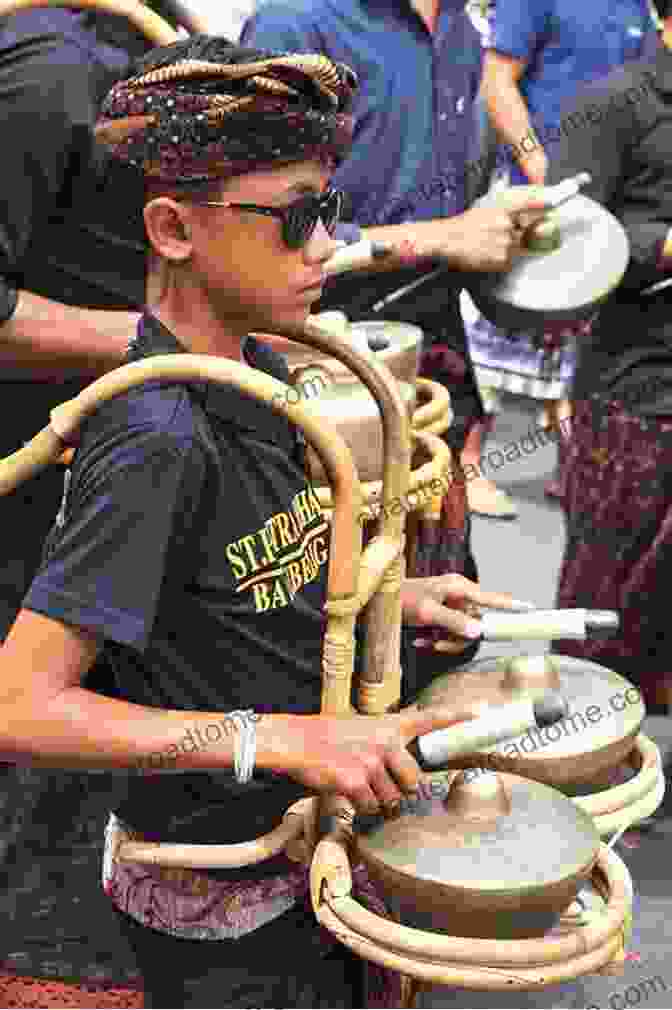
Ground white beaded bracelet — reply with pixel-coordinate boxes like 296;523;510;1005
229;710;257;785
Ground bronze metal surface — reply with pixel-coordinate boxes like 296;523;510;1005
415;654;645;786
355;770;599;939
467;194;629;332
270;318;423;483
273;317;423;387
297;374;415;484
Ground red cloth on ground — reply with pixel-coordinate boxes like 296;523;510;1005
0;975;143;1008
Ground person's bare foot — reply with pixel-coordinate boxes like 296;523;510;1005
466;474;518;519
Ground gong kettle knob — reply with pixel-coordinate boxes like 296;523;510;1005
521;172;592;253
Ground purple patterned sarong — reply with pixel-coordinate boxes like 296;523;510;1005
103;814;405;1008
555;396;672;708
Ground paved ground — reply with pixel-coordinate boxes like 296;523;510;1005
421;395;672;1010
471;393;565;632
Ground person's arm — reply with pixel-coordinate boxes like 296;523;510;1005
0;292;137;378
0;415;473;811
243;2;547;273
481;0;552;183
0;604;475;812
358;186;548;273
0;36;139;377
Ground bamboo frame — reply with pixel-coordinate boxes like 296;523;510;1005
315;431;453;523
412;379;452;436
0;1;639;989
573;733;666;837
0;318;637;986
0;327;638;998
311;843;632;988
0;0;181;44
312;382;453;520
106;798;318;869
0;316;410;835
46;348;372;723
300;315;411;717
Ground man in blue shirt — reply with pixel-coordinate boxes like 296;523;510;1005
482;0;657;186
244;0;484;228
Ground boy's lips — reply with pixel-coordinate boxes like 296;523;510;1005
297;275;325;293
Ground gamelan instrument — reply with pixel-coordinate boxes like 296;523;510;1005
0;1;649;998
254;304;458;653
259;310;451;488
415;651;666;840
0;312;643;997
301;173;631;340
466;172;631;333
355;769;600;941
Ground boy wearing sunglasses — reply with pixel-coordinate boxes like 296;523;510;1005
0;38;536;1008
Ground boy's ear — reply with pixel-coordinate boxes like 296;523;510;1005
143;197;193;263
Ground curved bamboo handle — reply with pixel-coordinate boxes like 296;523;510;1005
302;314;411;718
576;733;660;819
115;798;313;869
314;429;452;520
412;378;452;435
0;0;180;45
2;347;366;877
318;907;622;988
0;347;364;720
575;733;666;837
49;354;362;604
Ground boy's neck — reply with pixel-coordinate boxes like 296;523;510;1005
150;288;247;363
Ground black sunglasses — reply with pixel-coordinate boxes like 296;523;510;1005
197;186;343;249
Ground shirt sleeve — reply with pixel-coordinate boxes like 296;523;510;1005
487;0;552;61
240;3;323;53
546;69;667;290
0;35;97;321
23;420;207;651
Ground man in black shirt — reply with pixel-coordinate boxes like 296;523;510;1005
0;6;169;999
0;7;149;634
546;0;672;712
0;37;531;1008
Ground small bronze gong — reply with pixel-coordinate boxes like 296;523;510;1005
255;316;424;483
355;769;599;940
415;654;645;786
467;192;629;333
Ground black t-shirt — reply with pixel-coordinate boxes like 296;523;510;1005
547;40;672;415
24;314;332;875
0;10;146;633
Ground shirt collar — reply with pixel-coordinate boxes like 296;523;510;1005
129;313;293;438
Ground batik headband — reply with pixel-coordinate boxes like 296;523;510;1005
95;45;357;185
